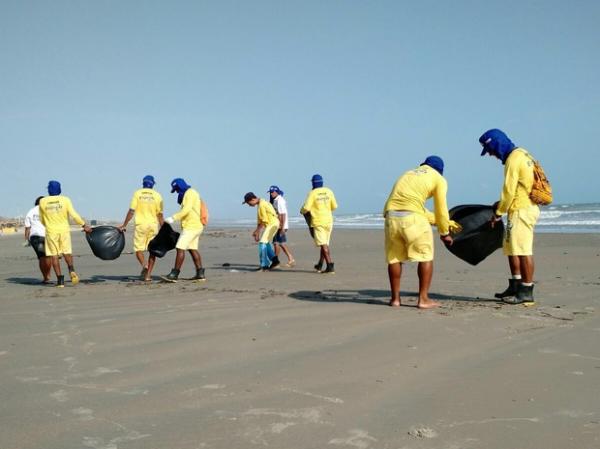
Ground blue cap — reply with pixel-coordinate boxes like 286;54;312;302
268;185;284;195
47;180;61;196
421;156;444;175
311;174;324;188
142;175;155;188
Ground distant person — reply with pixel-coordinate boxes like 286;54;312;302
24;196;52;283
161;178;205;282
383;156;454;309
268;185;295;267
118;175;164;281
479;129;540;304
39;181;91;287
300;174;338;274
243;192;280;271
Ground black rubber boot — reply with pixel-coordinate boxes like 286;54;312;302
504;284;535;305
269;256;280;270
56;275;65;288
314;262;323;273
494;278;521;299
162;268;180;283
322;263;335;274
192;268;206;281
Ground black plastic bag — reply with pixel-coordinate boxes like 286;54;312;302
443;204;504;265
148;223;180;258
86;226;126;261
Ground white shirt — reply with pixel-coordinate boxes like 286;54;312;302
272;195;289;230
25;205;46;237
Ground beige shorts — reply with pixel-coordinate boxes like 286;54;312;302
133;223;159;252
176;228;203;250
45;231;72;256
503;205;540;256
313;224;333;246
385;213;433;263
259;224;279;244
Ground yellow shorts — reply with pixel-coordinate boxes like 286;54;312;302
176;228;203;250
385;213;433;264
503;205;540;256
133;223;159;252
259;224;279;244
313;224;332;246
45;231;72;256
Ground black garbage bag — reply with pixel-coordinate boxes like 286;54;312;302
148;223;180;258
444;204;504;265
86;226;126;261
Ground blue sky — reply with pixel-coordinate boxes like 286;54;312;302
1;1;598;220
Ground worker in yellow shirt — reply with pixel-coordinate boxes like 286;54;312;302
39;180;92;287
243;192;280;271
118;175;164;281
383;157;454;309
161;178;205;282
480;129;540;305
301;174;338;274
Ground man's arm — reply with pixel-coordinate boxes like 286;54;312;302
171;193;192;222
119;209;135;231
24;227;31;240
432;180;450;236
278;213;286;234
66;198;91;233
252;224;265;242
495;159;519;216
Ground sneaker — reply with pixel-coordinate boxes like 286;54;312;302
56;275;65;288
494;279;520;299
192;268;206;281
69;271;80;285
322;263;335;274
160;269;180;283
504;284;535;305
140;267;148;281
269;257;281;270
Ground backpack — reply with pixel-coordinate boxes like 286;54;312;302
526;153;553;206
200;199;209;226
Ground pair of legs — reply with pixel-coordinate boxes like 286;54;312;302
135;251;157;281
316;244;332;266
508;255;534;283
174;249;202;271
388;261;439;309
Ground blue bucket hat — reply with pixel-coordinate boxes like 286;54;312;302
421;156;444;175
47;180;61;196
479;129;516;164
142;175;155;188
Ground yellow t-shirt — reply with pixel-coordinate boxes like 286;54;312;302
39;195;85;233
383;165;450;235
300;187;338;227
172;188;203;230
257;199;279;227
129;188;163;226
496;148;535;215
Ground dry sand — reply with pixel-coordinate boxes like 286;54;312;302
1;228;599;449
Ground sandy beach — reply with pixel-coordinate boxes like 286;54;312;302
1;228;599;449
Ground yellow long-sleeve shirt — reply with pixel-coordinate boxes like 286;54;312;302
257;199;279;227
300;187;338;227
383;165;450;235
496;148;535;215
129;188;163;226
39;195;85;233
172;188;202;230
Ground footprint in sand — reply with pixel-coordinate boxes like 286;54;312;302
50;390;69;402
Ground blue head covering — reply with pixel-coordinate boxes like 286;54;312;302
47;180;61;196
479;129;516;164
421;156;444;175
311;174;323;189
142;175;155;188
268;185;284;196
170;178;190;204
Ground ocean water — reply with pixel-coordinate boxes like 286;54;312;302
213;203;600;233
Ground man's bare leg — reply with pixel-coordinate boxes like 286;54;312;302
188;249;202;270
135;251;146;269
388;263;402;307
51;256;62;278
174;249;185;271
322;245;332;264
145;255;157;281
508;256;520;276
40;257;52;281
417;261;439;309
280;244;294;263
519;255;534;284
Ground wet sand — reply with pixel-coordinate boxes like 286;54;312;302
1;229;599;449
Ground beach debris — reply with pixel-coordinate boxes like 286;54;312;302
408;426;438;439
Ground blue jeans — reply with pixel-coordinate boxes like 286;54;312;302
258;242;275;268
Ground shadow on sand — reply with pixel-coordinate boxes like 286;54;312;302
289;289;498;307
